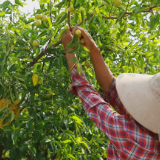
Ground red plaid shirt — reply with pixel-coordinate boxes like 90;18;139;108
69;68;160;160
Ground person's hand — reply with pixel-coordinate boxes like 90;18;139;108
73;26;98;52
61;29;73;51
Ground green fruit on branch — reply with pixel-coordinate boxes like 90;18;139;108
32;40;38;47
43;15;48;22
35;14;42;19
85;61;90;68
81;39;85;44
36;20;42;26
75;29;81;36
113;0;122;6
68;6;74;12
10;45;14;50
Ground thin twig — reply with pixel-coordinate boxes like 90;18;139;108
42;61;45;73
126;0;130;11
109;2;114;17
50;0;53;23
43;0;53;51
28;40;62;67
98;4;104;8
76;13;94;26
121;0;130;18
54;25;65;38
68;1;72;31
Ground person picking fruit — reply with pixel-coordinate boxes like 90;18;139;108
61;27;160;159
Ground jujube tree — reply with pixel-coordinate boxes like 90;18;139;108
0;0;160;159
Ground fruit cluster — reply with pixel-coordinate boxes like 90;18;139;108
32;14;48;47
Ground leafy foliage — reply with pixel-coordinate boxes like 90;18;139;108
0;0;160;159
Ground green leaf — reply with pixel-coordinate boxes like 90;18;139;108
3;125;13;132
62;140;72;144
0;104;8;112
38;30;47;38
3;116;10;125
132;8;142;16
66;35;79;48
8;64;16;73
56;13;67;24
88;15;95;29
81;9;85;25
54;0;65;7
117;11;126;23
39;0;50;4
48;17;52;30
66;45;79;54
72;116;83;123
11;132;17;145
13;75;25;82
104;0;111;4
0;11;5;17
15;0;26;7
17;93;26;107
67;154;76;159
28;146;36;157
11;111;14;122
149;33;157;40
45;139;51;143
10;89;15;104
1;1;12;8
69;58;77;63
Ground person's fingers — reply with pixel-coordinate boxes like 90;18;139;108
76;27;92;40
72;27;78;35
76;27;87;36
66;29;71;35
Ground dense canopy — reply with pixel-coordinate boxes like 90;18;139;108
0;0;160;159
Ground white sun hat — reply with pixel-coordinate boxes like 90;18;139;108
116;72;160;140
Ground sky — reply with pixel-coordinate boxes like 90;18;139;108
0;0;40;14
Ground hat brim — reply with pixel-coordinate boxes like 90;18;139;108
116;73;160;134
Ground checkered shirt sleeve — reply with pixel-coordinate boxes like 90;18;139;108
99;77;126;115
69;68;128;145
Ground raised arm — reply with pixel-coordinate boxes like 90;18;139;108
72;27;113;92
61;28;126;115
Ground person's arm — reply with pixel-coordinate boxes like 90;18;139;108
61;29;77;70
100;77;126;115
61;28;126;114
72;27;113;92
68;67;127;149
89;47;113;92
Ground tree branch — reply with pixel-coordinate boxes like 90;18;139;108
28;40;61;67
50;0;53;23
28;4;159;67
53;25;64;38
68;1;72;31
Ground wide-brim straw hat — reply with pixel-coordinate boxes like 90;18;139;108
116;73;160;139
